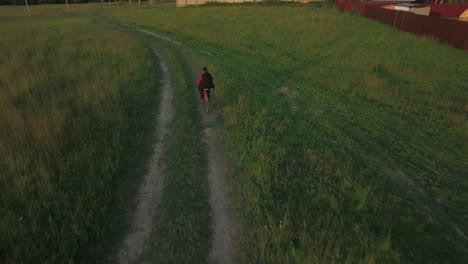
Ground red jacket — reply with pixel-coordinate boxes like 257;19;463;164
197;72;214;90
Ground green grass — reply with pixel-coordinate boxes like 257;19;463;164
0;5;160;263
112;3;468;263
1;2;467;263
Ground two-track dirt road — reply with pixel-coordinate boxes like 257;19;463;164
112;24;239;264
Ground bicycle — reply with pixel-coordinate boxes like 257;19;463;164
202;88;210;113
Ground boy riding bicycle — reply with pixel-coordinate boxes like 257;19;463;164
197;67;215;103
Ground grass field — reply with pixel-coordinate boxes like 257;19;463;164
113;3;467;263
1;2;467;264
0;4;160;263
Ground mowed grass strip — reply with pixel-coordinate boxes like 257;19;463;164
0;7;159;263
113;3;468;263
140;40;211;263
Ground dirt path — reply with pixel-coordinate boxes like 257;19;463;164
120;24;180;46
115;45;173;264
126;25;240;263
202;114;240;264
119;24;239;264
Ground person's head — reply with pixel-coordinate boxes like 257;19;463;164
203;67;207;72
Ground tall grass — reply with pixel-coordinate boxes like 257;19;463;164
114;3;467;263
0;6;158;263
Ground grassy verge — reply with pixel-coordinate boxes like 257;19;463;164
0;6;159;263
113;3;467;263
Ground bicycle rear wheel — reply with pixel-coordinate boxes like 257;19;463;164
203;91;209;113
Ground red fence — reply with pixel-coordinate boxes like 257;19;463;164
333;0;367;13
428;4;468;17
333;1;468;18
365;5;468;50
333;0;468;50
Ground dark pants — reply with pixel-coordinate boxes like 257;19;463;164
199;88;210;100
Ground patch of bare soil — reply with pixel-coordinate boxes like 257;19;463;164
277;86;295;98
114;46;173;264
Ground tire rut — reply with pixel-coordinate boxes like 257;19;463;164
114;45;173;264
203;116;240;264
